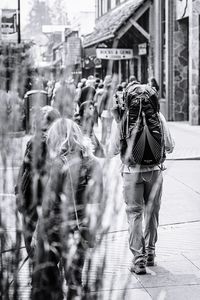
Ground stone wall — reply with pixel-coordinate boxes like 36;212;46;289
189;0;200;124
174;18;189;121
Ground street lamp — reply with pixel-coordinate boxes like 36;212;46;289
17;0;21;43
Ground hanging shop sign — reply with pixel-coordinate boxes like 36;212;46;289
1;9;18;41
96;48;133;60
138;43;147;55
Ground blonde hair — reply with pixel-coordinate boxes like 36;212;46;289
46;118;84;158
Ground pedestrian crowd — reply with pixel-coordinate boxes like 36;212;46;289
14;71;175;299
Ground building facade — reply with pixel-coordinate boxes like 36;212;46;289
83;0;200;124
84;0;150;83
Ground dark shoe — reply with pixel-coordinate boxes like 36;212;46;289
130;262;146;275
146;254;155;267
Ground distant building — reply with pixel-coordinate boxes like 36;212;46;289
82;0;200;125
42;25;69;43
70;11;95;37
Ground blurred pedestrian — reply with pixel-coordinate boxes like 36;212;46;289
0;90;11;164
7;91;24;132
31;68;45;90
94;78;101;90
111;84;125;123
121;81;128;90
74;100;105;158
78;77;96;107
46;80;55;105
36;118;103;299
128;75;137;83
94;82;104;120
81;78;87;89
148;77;160;111
15;106;60;258
99;75;113;145
52;75;76;118
148;77;159;93
74;82;83;113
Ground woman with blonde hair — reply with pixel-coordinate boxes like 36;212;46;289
32;118;103;299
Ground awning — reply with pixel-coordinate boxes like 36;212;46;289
83;0;147;48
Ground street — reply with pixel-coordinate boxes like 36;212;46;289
1;122;200;299
1;0;200;298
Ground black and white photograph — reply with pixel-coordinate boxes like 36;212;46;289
0;0;200;299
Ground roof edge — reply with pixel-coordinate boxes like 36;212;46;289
83;33;115;48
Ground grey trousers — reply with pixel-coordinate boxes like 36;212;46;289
122;170;163;264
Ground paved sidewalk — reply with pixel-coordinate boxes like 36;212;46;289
2;121;200;299
89;121;200;299
167;122;200;160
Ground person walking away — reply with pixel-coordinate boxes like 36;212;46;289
74;100;105;158
148;77;159;93
128;75;137;84
94;83;104;120
15;106;60;257
94;83;104;126
34;118;103;299
46;80;55;105
99;75;113;145
111;84;125;123
52;80;76;119
108;81;174;275
78;77;96;107
74;82;83;112
148;77;160;111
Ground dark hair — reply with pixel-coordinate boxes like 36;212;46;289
79;100;94;118
95;78;101;89
98;83;104;89
129;75;137;82
116;84;123;92
150;77;159;92
95;78;101;84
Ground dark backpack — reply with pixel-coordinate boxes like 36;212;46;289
120;82;165;167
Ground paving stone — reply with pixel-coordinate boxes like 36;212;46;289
91;287;152;300
147;285;200;300
2;122;200;299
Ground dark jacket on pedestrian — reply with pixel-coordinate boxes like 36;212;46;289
78;85;96;107
15;106;60;256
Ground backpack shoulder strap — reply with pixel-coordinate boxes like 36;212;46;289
60;155;80;230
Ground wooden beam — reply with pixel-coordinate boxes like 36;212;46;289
117;20;133;40
133;0;152;21
107;38;119;74
112;38;119;48
129;19;150;40
116;0;151;40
